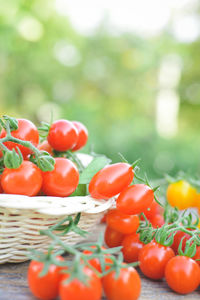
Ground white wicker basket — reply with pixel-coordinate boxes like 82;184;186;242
0;154;113;264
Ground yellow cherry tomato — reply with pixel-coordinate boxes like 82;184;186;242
167;180;197;210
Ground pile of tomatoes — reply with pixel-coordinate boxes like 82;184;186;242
0;117;88;197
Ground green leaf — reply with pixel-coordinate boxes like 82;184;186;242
70;184;87;196
79;156;111;184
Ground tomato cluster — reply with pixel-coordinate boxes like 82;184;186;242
28;255;141;300
0;117;88;197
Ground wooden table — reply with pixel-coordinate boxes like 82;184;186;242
1;226;200;300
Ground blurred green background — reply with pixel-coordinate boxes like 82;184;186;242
1;0;200;178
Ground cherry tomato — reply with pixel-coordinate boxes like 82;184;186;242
1;161;42;196
106;209;139;235
171;230;191;255
0;175;3;193
141;200;162;221
116;184;154;215
42;157;79;197
89;163;134;200
165;255;200;294
122;233;144;263
83;246;112;273
102;266;141;300
47;120;78;151
59;266;102;300
38;140;54;156
167;180;197;210
71;121;88;151
28;257;64;300
0;119;39;159
193;245;200;266
139;241;175;280
150;214;165;228
104;226;124;248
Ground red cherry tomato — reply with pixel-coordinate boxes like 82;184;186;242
0;175;3;193
165;255;200;294
106;209;139;235
122;233;144;263
141;200;162;221
38;140;54;156
171;230;191;255
59;266;102;300
42;157;79;197
150;214;165;228
102;266;141;300
1;161;42;196
47;120;78;151
104;226;124;248
71;121;88;151
89;163;134;200
28;257;64;300
139;241;175;280
116;184;154;215
83;246;112;273
193;245;200;266
0;119;39;159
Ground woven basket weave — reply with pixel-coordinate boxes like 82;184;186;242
0;154;113;264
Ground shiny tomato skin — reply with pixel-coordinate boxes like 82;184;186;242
165;256;200;294
102;266;141;300
38;140;54;156
104;226;124;248
28;257;64;300
171;230;191;255
0;175;3;193
42;158;79;197
71;121;88;151
167;180;197;210
122;233;144;263
1;161;42;196
193;245;200;266
106;209;139;235
89;163;134;200
139;241;175;280
47;120;78;151
59;266;102;300
116;184;154;215
150;214;165;228
0;119;39;159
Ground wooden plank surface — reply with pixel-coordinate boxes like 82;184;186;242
0;225;200;300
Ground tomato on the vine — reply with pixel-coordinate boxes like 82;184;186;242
141;200;162;221
122;233;144;263
47;120;78;152
0;119;39;159
139;241;175;280
150;214;164;228
83;246;112;273
1;161;42;196
102;266;141;300
165;255;200;294
42;157;79;197
116;184;154;215
167;180;197;210
171;230;191;254
71;121;88;151
59;266;102;300
106;209;139;235
38;140;54;156
89;163;134;200
104;226;124;248
28;257;64;300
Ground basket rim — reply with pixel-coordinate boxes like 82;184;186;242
0;193;114;216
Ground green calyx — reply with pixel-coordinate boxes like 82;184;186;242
36;151;55;172
0;115;18;132
3;147;23;169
